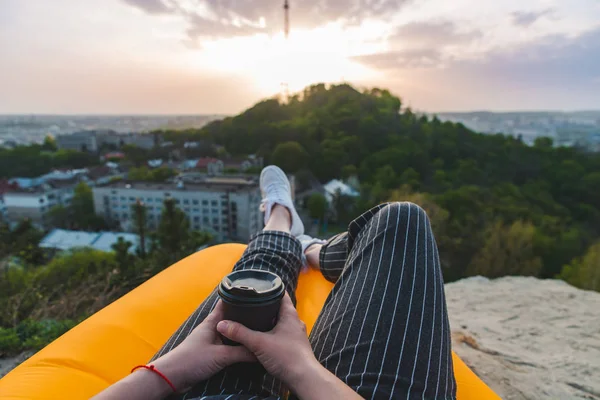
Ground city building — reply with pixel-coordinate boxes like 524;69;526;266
196;158;224;175
3;181;76;227
223;155;264;172
0;180;15;221
0;196;6;221
92;177;262;242
56;131;99;152
323;179;360;204
85;165;123;186
56;130;158;153
99;131;157;150
40;229;141;254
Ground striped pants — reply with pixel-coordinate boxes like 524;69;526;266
151;202;456;400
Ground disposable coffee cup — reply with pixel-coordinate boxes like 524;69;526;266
218;270;285;345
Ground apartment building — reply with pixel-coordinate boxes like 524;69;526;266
99;132;157;150
92;177;262;242
3;182;75;227
56;130;158;153
56;131;99;152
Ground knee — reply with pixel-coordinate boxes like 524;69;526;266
377;202;430;231
380;201;428;218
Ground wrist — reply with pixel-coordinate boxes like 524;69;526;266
129;367;175;398
152;352;191;393
287;357;325;394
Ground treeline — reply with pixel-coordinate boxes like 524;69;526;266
0;197;211;355
195;83;600;289
0;137;99;178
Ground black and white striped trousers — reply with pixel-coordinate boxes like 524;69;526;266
151;202;457;400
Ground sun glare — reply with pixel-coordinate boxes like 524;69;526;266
185;22;385;95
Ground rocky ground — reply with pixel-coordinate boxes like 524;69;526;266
0;351;32;379
447;276;600;400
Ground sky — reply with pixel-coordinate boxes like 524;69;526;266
0;0;599;114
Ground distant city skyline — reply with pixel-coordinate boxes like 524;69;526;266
1;0;599;114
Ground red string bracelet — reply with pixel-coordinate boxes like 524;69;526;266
131;364;177;393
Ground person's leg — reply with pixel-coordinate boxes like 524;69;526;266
308;202;456;400
150;165;304;399
149;205;301;399
305;204;390;283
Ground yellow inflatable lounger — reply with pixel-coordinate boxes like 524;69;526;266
0;244;500;399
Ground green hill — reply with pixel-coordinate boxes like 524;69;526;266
199;83;600;284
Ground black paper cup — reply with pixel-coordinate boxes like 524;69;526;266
218;270;285;345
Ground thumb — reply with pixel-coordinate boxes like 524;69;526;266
217;320;262;352
218;345;257;367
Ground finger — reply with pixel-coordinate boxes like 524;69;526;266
217;345;257;367
203;300;224;327
216;321;263;353
278;293;299;320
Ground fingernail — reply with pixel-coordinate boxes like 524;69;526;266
217;321;228;332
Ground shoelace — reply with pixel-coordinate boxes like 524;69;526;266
260;182;286;212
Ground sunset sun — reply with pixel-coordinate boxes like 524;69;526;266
186;22;384;95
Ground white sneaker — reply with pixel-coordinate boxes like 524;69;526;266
297;234;327;268
260;165;304;236
298;234;327;253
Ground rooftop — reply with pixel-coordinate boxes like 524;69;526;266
96;176;258;192
40;229;140;254
5;179;80;195
323;179;360;202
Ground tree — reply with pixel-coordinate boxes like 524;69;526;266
10;220;45;266
111;237;136;281
399;168;421;189
0;222;12;276
128;166;151;181
71;182;94;228
468;220;543;278
152;198;212;269
131;200;147;258
307;193;328;221
155;198;190;257
388;187;450;236
558;241;600;291
150;166;177;182
534;137;553;149
271;141;308;173
329;189;357;225
375;165;397;190
128;166;176;182
41;135;57;152
47;205;71;229
341;165;358;180
122;145;149;166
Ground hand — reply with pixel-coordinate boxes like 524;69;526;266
216;293;320;389
153;300;256;392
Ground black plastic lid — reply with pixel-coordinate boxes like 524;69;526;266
218;270;285;304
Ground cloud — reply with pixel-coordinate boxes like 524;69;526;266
511;9;553;27
353;24;600;110
354;21;481;69
355;48;443;69
122;0;172;15
121;0;411;41
392;21;482;47
452;27;600;88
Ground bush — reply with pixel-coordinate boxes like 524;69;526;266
558;241;600;291
0;319;77;356
0;328;21;355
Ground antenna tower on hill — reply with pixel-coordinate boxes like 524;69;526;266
281;0;290;102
